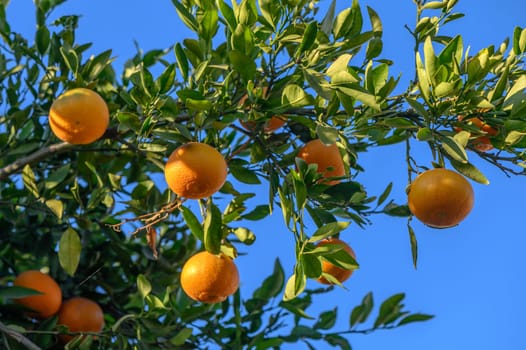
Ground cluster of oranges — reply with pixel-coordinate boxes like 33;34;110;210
13;270;104;344
46;87;480;304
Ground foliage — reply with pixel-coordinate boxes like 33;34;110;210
0;0;524;348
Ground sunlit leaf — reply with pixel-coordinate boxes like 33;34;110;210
58;227;81;276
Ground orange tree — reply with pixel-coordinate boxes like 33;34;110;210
0;0;525;349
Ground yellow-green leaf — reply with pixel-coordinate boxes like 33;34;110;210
58;228;81;276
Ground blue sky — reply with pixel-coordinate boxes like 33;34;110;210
6;1;526;349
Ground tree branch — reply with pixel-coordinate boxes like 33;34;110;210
0;320;42;350
0;142;75;181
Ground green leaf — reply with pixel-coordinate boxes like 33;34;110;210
422;1;446;9
383;203;411;217
438;35;463;66
308;222;350;243
283;262;306;302
297;21;318;55
170;328;193;346
242;205;270;221
333;8;353;40
398;313;434;326
204;201;222;254
0;286;43;299
365;37;383;60
366;6;382;35
314;308;337;330
199;6;218;43
335;84;381;111
172;0;199;32
505;130;526;146
423;36;437;85
416;127;433;141
22;165;39;198
490;65;509;102
229;161;261;184
450;159;490;185
281;84;313;108
374;293;405;327
293;176;307;211
181;206;204;242
233;227;256;245
84;49;114;81
408;223;418;269
503;75;526;117
435;81;457;98
36;25;50;54
45;199;63;220
440;135;468;163
519;27;526;54
253;258;285;300
381;117;418;129
321;245;358;271
280;300;314;319
327;54;352;77
324;334;352;350
157;64;176;94
137;274;152;299
229;50;256;81
185;98;212;112
278;187;292;228
174;43;189;82
350;292;374;327
320;0;336;35
218;0;237;32
316;125;339;145
58;227;81;276
453;130;470;149
45;164;71;190
232;23;254;54
416;52;431;103
255;338;284;350
376;182;392;206
406;97;429;119
84;161;104;187
59;46;79;74
290;325;322;340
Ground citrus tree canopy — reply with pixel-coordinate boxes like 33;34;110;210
0;0;525;349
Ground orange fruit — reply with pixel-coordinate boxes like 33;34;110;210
297;139;345;185
164;142;228;199
13;270;62;319
57;297;104;343
316;238;356;285
180;251;239;303
240;116;287;133
456;115;498;152
408;168;474;228
49;88;109;145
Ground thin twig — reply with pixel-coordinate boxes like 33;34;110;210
0;321;42;350
107;199;185;236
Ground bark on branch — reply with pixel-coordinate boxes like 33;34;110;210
0;142;75;180
0;320;42;350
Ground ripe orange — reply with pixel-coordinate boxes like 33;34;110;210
316;238;356;285
180;251;239;303
240;116;287;133
13;270;62;319
57;297;104;343
49;88;109;145
456;115;498;152
297;139;345;185
164;142;228;199
407;168;474;228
